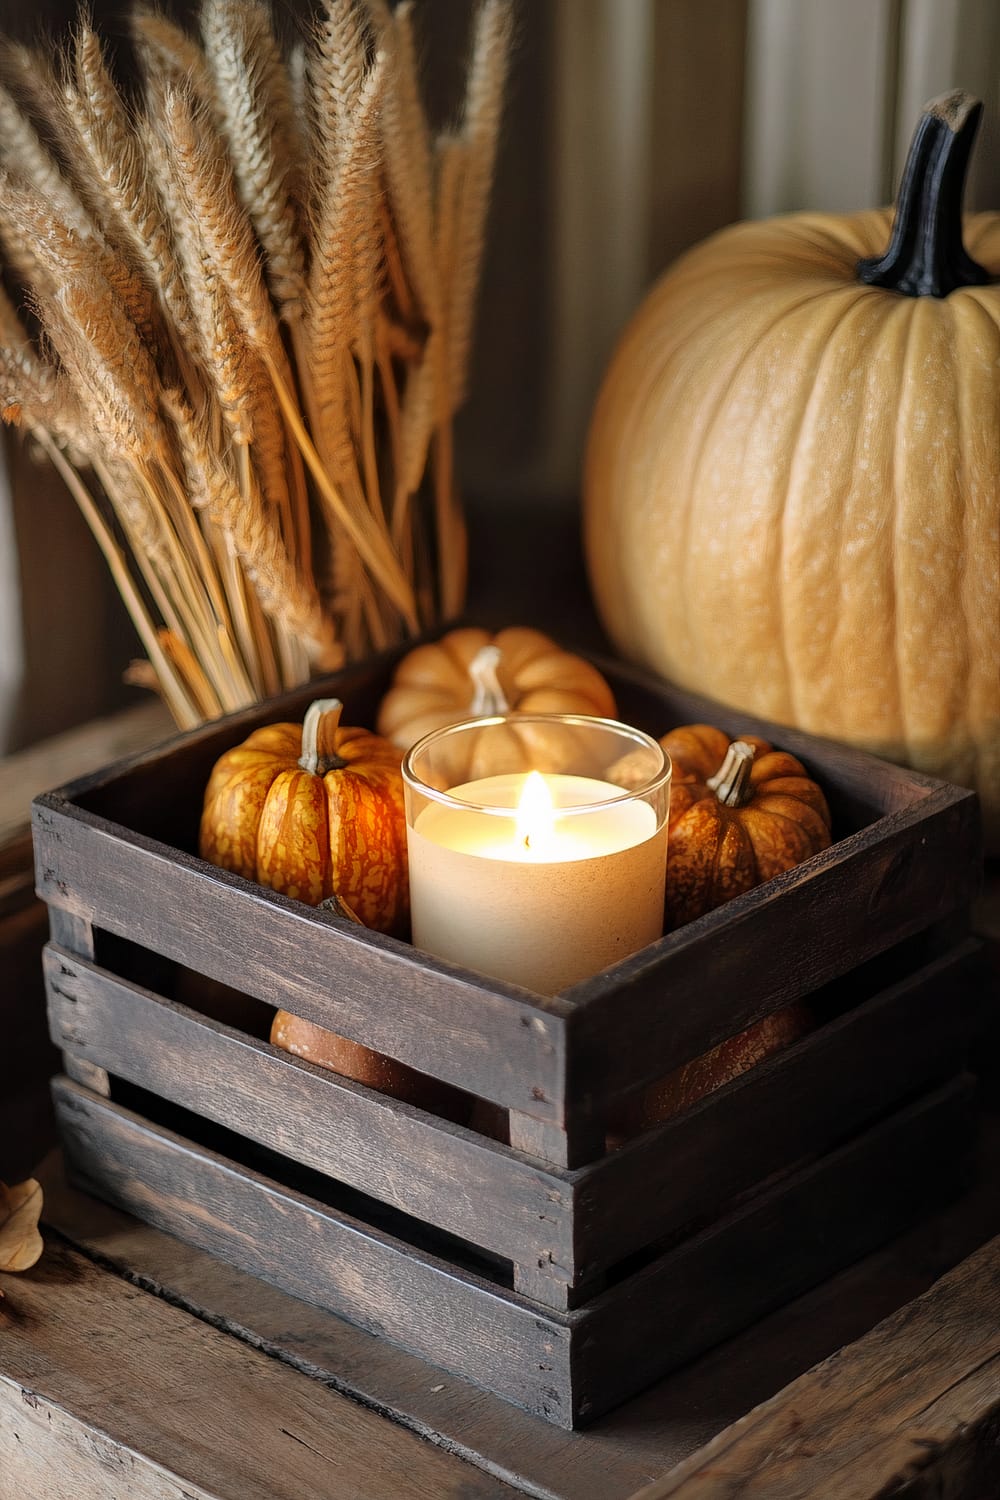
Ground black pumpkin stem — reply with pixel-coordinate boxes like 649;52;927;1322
706;741;756;809
857;90;990;298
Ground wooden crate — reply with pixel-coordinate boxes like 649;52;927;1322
33;649;984;1427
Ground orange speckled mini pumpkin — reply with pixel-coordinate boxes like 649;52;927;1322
662;724;832;929
200;699;420;1106
199;697;408;933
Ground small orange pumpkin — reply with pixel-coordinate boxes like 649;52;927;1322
200;697;408;932
608;1002;810;1144
662;725;832;928
200;701;422;1107
376;626;618;750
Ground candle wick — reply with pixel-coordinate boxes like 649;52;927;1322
524;834;531;850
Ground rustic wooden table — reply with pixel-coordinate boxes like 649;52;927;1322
3;1127;1000;1500
3;507;1000;1498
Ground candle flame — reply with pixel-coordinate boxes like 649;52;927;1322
516;771;555;853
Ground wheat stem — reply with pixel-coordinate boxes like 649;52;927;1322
43;437;203;725
265;349;418;631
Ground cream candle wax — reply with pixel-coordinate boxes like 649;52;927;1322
403;716;670;996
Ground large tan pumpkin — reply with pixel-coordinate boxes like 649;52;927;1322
584;92;1000;847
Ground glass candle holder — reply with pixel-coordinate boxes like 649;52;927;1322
402;714;671;996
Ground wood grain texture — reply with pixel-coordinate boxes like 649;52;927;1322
31;645;981;1148
0;1376;221;1500
51;1071;973;1429
33;797;570;1119
44;945;576;1277
573;940;981;1277
37;1098;1000;1500
570;1076;975;1424
52;1078;579;1426
634;1230;1000;1500
567;783;980;1108
0;1240;518;1500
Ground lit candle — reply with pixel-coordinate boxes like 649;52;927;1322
403;716;670;995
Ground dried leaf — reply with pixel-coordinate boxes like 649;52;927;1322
0;1179;44;1272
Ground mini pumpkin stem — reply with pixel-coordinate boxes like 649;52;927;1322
299;698;348;775
857;89;991;298
467;644;511;715
706;740;756;808
318;891;364;924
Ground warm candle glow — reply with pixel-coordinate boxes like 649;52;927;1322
403;714;671;994
515;771;555;855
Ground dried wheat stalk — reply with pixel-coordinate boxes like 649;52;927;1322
0;0;512;726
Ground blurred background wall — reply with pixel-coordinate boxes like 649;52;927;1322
2;0;1000;751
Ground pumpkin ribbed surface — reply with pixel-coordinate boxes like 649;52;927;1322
200;707;408;934
585;207;1000;845
662;724;832;927
377;626;617;750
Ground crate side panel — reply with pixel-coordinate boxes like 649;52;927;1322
572;1075;976;1424
603;654;947;821
33;800;568;1119
52;1079;577;1426
574;941;981;1276
570;784;980;1102
52;652;401;842
45;946;576;1275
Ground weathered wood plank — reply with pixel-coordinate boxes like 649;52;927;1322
47;905;94;958
568;784;980;1103
52;1069;974;1431
60;1054;111;1095
33;797;570;1119
0;1375;221;1500
45;944;576;1276
634;1231;1000;1500
573;941;981;1277
573;1075;975;1424
52;1078;578;1425
40;1092;1000;1500
0;1240;519;1500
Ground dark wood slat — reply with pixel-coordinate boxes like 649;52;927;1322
44;944;576;1276
600;652;950;819
34;797;571;1119
47;906;94;957
567;783;980;1105
39;1095;1000;1500
45;651;401;807
636;1231;1000;1500
573;940;981;1277
50;1070;975;1432
573;1075;975;1425
46;908;109;1094
52;1078;579;1426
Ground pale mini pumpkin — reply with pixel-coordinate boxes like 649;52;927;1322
378;626;617;743
378;626;618;786
585;91;1000;848
199;698;408;932
661;724;832;929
